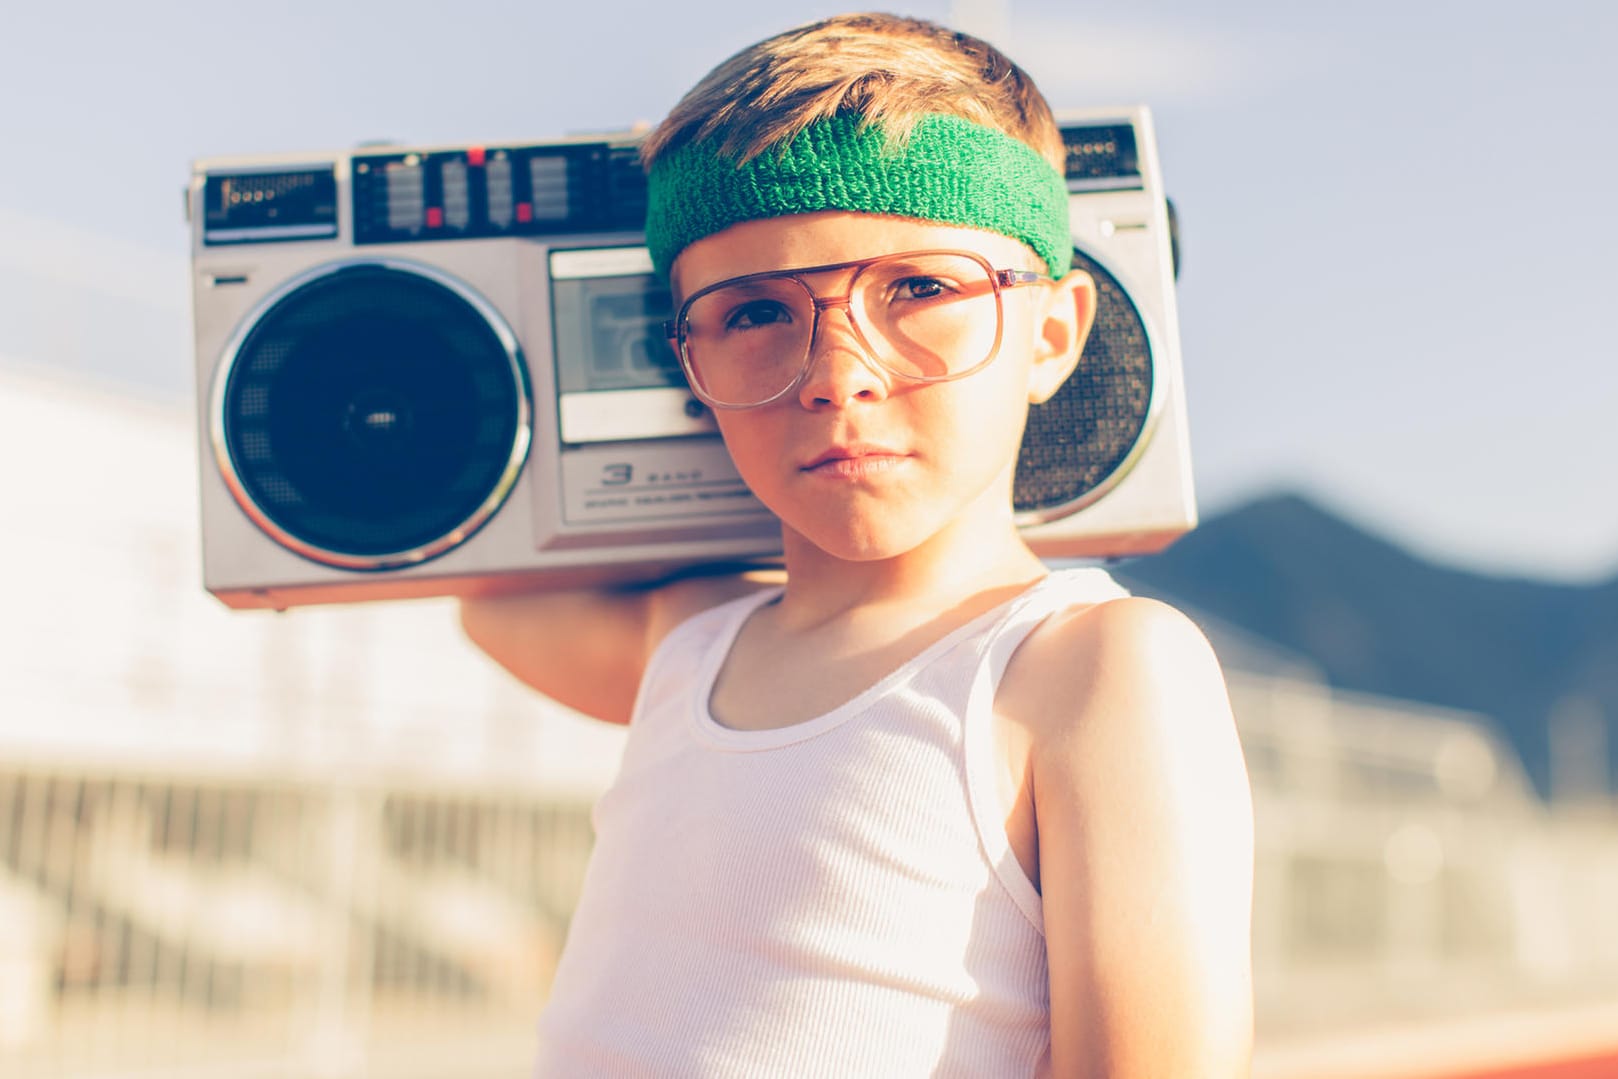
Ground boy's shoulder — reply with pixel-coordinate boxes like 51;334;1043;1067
1043;592;1214;667
1001;592;1229;747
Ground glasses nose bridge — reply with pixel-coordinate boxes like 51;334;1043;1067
802;286;872;358
798;265;868;337
799;268;859;317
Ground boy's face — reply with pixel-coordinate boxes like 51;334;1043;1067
670;211;1092;563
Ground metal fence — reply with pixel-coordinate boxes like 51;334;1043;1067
1233;673;1618;1040
0;765;596;1079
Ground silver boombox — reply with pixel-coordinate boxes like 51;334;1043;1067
188;107;1194;610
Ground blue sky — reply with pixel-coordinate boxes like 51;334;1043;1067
2;0;1614;581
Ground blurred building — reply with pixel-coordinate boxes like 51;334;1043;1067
0;362;627;791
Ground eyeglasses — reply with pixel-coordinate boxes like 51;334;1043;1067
664;249;1048;410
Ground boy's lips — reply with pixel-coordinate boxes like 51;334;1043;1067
800;443;909;472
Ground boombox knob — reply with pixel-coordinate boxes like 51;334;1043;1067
1166;197;1182;280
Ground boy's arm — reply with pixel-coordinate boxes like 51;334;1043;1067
458;571;775;724
1028;597;1254;1078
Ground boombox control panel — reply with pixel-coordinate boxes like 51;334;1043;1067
203;139;649;248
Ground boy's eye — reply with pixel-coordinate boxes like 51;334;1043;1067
890;276;952;301
724;299;794;331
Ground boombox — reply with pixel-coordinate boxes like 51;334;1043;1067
188;107;1194;610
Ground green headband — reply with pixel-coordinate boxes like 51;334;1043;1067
645;113;1073;280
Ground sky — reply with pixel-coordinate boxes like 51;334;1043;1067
2;0;1615;582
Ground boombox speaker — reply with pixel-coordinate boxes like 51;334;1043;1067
189;107;1194;610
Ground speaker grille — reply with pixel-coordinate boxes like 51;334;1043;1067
1014;249;1155;515
218;263;528;567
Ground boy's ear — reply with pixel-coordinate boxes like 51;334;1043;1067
1027;269;1097;405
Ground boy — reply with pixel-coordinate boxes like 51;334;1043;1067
463;13;1252;1076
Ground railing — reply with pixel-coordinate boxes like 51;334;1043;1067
1230;674;1618;1073
0;764;595;1079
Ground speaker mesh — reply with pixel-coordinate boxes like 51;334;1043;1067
1014;248;1153;514
220;264;526;564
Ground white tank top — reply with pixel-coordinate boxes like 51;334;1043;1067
534;568;1129;1077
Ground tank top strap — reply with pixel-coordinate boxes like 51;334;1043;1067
981;566;1132;685
960;566;1131;934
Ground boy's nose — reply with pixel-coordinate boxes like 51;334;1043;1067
796;303;891;409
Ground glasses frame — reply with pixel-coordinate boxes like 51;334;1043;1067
663;248;1049;410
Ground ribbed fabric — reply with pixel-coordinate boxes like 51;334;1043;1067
534;568;1129;1078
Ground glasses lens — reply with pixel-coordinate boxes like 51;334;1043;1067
682;277;813;406
853;253;1001;380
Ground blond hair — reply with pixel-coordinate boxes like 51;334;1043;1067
640;12;1063;173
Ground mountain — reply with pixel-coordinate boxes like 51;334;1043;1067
1113;493;1618;798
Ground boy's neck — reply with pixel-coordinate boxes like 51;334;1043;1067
775;509;1046;631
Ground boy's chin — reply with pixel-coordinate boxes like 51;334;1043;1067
780;521;928;566
780;510;985;567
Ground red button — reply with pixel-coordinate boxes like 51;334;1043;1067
426;207;444;228
516;202;533;223
467;146;486;167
